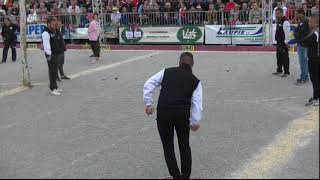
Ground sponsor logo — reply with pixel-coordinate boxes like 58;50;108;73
177;26;202;44
121;27;143;43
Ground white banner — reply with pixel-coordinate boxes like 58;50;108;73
205;24;296;45
119;26;204;44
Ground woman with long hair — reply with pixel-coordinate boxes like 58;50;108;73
87;13;101;63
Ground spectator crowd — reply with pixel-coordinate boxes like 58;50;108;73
0;0;319;26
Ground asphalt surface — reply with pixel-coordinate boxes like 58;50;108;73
0;49;318;179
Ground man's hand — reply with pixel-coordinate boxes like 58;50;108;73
46;55;52;62
190;123;200;132
144;105;154;115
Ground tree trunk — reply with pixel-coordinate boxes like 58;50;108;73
19;0;32;87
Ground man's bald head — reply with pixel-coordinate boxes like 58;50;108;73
179;52;194;68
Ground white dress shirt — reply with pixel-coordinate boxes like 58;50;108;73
41;31;51;56
143;69;203;125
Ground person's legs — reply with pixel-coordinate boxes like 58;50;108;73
47;55;59;91
11;41;17;62
297;45;308;81
275;45;283;73
157;110;181;179
174;110;192;179
2;44;9;63
282;45;290;75
310;61;320;100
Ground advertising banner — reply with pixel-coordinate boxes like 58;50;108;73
205;24;296;45
119;26;204;44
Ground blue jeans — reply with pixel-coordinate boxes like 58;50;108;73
297;45;309;80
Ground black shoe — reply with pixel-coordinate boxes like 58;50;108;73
56;77;61;82
281;73;290;78
295;79;308;85
272;71;282;75
305;97;316;106
61;75;71;80
90;54;95;57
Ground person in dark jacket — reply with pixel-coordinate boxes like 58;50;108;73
1;17;19;63
273;8;291;77
143;52;203;179
42;17;64;96
299;12;319;106
294;9;310;85
56;20;70;81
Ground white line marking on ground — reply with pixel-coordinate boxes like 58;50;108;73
0;86;30;99
0;52;160;98
69;51;161;79
224;96;304;103
230;109;319;179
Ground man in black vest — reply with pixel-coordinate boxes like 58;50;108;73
41;17;64;96
143;52;203;179
1;17;19;63
273;8;291;77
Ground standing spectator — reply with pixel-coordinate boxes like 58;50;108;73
302;3;311;16
230;4;240;25
273;8;291;77
0;1;8;16
206;3;217;25
87;13;101;63
311;0;319;15
39;2;48;22
286;1;296;23
80;7;89;27
51;3;60;17
68;0;81;26
56;20;70;81
179;2;187;25
300;12;319;106
249;2;262;24
225;0;236;11
163;2;174;25
10;3;19;16
1;17;19;64
27;9;38;23
111;7;121;26
294;8;310;85
42;17;63;96
239;2;250;24
120;7;129;26
273;1;287;22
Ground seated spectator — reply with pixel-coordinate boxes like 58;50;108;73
249;2;262;24
0;1;8;16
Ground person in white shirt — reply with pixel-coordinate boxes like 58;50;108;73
143;52;203;179
273;1;287;22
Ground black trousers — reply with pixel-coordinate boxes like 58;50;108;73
157;109;191;179
47;54;59;91
57;53;65;77
2;41;17;62
276;43;290;74
90;41;100;58
308;60;320;100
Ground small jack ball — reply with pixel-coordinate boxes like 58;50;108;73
114;77;118;80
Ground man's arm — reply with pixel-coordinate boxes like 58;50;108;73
190;82;203;127
42;31;52;56
143;69;165;108
283;20;291;44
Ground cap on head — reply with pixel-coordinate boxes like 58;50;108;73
179;52;194;67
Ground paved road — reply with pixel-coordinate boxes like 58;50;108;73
0;50;318;178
